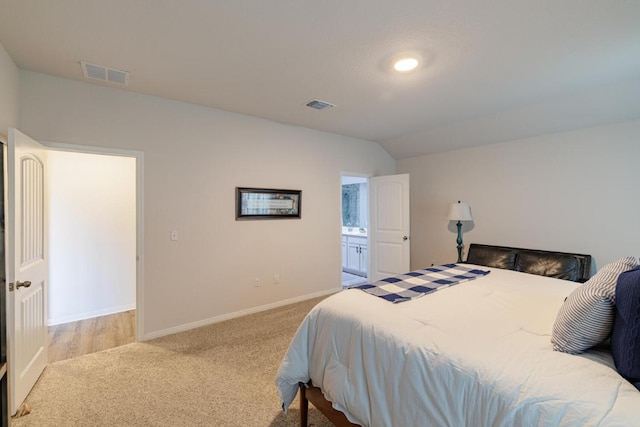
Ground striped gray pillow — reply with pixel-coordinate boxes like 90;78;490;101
552;256;638;354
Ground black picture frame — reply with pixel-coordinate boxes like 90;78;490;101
236;187;302;220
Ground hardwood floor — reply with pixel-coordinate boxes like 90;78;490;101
48;310;136;364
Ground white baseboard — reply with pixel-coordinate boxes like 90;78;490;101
141;288;339;341
48;303;136;326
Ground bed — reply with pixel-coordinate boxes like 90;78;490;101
276;244;640;426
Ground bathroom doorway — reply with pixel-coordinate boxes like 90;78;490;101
341;175;369;288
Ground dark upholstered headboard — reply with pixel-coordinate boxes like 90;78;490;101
466;243;592;283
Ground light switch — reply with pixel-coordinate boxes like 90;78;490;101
170;230;179;241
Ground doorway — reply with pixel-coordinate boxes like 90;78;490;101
341;175;369;288
5;131;143;413
46;147;139;362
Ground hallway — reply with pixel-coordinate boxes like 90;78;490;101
47;310;135;363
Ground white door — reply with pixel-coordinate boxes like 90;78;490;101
369;174;410;282
6;128;49;415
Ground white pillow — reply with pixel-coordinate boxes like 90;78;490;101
551;256;638;354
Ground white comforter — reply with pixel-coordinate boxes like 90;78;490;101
276;267;640;427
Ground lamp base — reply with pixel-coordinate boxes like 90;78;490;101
455;220;463;263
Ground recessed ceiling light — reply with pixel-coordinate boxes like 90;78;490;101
393;57;419;73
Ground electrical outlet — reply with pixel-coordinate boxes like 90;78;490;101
254;278;261;287
170;230;179;241
274;274;279;285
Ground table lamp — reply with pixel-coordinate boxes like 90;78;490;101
448;201;473;263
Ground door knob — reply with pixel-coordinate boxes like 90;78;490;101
16;281;32;289
403;236;409;241
8;281;32;292
15;280;31;291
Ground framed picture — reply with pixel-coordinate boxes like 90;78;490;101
236;187;302;220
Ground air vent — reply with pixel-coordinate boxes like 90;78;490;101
81;61;130;86
306;99;335;110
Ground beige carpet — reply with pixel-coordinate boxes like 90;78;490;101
12;296;336;427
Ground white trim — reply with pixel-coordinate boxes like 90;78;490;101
43;141;138;158
135;151;145;342
141;288;338;341
42;140;145;341
48;303;136;326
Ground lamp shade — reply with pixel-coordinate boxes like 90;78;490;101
448;201;472;221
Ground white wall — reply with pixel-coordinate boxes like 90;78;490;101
389;77;640;158
48;151;136;325
0;41;19;133
397;119;640;271
18;70;396;338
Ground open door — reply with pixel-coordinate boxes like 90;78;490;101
6;128;48;414
369;174;410;282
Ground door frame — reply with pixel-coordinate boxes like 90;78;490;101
44;141;145;340
0;135;8;426
340;172;371;283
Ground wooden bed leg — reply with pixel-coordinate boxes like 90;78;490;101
301;384;362;427
299;382;308;427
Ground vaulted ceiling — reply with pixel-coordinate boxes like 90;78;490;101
1;1;639;158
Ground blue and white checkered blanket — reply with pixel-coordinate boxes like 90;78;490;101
353;264;490;303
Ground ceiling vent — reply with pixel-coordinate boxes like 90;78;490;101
306;99;335;110
81;61;130;86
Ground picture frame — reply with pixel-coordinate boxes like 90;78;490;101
236;187;302;220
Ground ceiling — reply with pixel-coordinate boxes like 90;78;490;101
1;0;639;159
